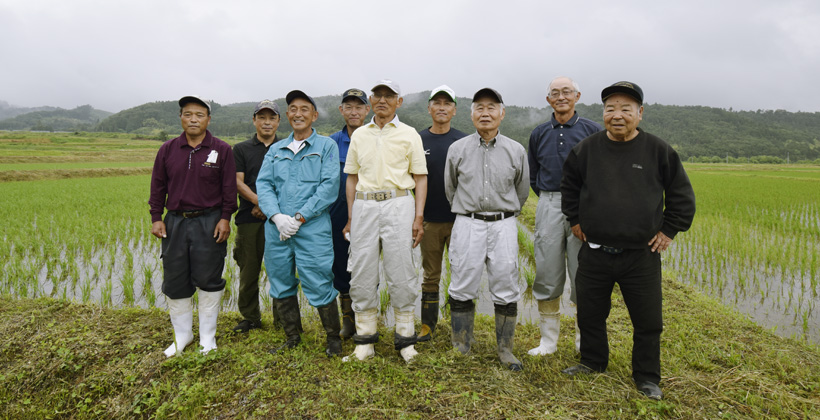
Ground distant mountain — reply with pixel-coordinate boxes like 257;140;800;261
0;100;59;121
0;104;112;131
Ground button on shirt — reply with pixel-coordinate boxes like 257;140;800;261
344;115;427;192
149;130;238;223
256;128;340;221
445;132;529;214
528;112;602;195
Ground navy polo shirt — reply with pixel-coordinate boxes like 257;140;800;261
528;112;602;195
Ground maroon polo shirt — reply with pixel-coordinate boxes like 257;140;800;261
149;130;238;223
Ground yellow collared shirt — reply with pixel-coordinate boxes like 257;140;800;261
344;114;428;191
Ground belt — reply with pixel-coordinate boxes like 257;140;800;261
597;245;624;254
356;189;411;201
172;207;218;219
465;212;515;222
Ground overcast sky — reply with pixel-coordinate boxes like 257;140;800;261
1;0;819;113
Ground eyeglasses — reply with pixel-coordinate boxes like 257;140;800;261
548;89;576;99
371;93;398;101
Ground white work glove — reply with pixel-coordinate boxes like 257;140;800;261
281;215;302;237
272;214;294;240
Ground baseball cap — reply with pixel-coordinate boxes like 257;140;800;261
178;95;211;112
601;81;643;105
371;79;401;96
472;88;503;104
285;90;318;110
253;99;280;116
341;88;368;105
429;85;457;104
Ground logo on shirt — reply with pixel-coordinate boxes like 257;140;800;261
632;163;643;170
424;148;431;155
202;150;220;168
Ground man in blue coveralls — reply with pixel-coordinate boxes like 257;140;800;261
329;88;370;339
257;90;342;356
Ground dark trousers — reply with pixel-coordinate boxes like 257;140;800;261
576;243;663;384
161;210;227;299
233;222;265;322
329;195;351;293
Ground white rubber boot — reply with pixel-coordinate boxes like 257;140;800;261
343;308;378;362
163;297;194;358
198;289;223;354
395;311;419;363
528;298;560;356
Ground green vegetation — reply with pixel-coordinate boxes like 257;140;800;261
0;105;111;132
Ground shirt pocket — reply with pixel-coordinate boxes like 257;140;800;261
272;153;291;185
298;153;321;183
490;163;515;191
198;164;221;187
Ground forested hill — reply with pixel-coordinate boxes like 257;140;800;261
0;105;112;132
7;93;820;161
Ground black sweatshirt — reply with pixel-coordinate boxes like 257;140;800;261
560;128;696;249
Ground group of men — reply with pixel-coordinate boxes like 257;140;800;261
149;77;695;400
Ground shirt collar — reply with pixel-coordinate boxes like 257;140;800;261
252;134;277;147
177;130;213;149
277;128;317;149
367;114;400;128
550;111;580;128
475;131;498;147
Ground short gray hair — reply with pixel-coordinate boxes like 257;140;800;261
548;76;581;94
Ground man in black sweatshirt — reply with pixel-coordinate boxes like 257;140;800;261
559;81;696;400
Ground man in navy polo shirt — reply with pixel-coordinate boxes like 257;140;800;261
328;88;370;339
149;95;238;357
231;100;281;334
527;76;602;356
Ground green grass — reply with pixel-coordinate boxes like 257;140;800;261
2;277;818;419
0;161;153;171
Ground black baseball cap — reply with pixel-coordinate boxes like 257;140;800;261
601;81;643;105
285;90;317;110
341;88;368;105
253;99;280;116
472;87;503;104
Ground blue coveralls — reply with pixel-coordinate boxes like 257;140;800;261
257;129;340;307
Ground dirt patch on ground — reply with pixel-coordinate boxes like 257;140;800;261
0;167;152;182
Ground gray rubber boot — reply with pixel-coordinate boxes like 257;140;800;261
317;301;343;357
449;297;475;354
270;295;302;354
338;293;356;340
495;302;523;371
417;292;439;342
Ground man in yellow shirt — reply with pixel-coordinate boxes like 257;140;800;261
342;79;428;363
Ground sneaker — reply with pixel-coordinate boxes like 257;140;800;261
232;319;261;333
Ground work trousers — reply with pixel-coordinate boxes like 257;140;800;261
448;215;520;305
533;191;581;303
420;221;453;294
576;243;663;385
161;210;227;299
348;194;419;313
233;221;265;323
329;195;352;293
264;214;337;308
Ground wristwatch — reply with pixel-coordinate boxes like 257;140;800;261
294;212;306;223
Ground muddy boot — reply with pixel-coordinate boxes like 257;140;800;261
343;308;379;362
163;297;193;358
394;311;419;362
449;297;475;354
417;292;439;342
317;301;343;357
528;298;561;356
270;295;302;354
272;303;283;330
339;293;356;340
495;302;522;371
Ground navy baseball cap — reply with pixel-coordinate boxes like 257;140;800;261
601;81;644;105
341;88;368;105
285;90;318;110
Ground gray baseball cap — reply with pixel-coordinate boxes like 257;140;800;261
253;99;280;116
178;95;211;112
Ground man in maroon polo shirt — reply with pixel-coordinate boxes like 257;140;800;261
149;95;238;357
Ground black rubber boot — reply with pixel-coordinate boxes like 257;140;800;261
317;301;343;357
449;297;475;354
417;292;439;342
495;302;522;371
270;295;302;354
272;304;282;330
338;293;356;340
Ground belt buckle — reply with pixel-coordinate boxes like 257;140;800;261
375;192;387;201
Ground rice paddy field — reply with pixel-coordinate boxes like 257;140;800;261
0;132;818;345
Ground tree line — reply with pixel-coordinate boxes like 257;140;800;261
2;95;819;163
